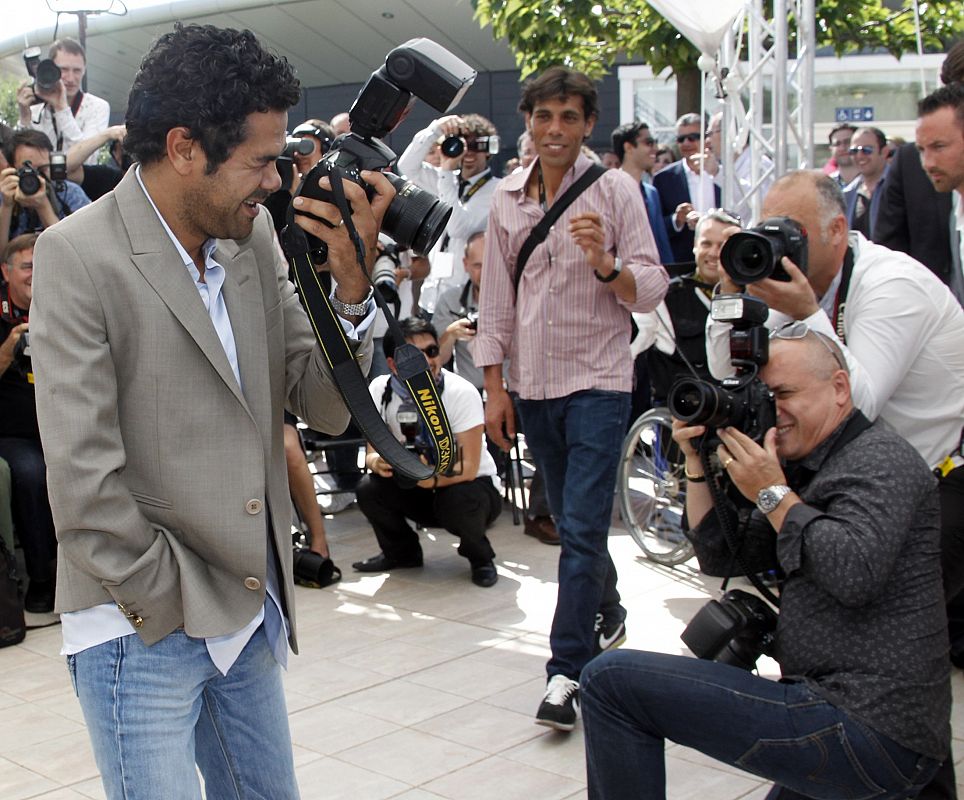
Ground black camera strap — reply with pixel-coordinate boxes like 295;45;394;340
831;247;855;343
281;168;455;481
513;163;607;296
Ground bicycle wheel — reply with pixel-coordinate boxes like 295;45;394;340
617;408;695;566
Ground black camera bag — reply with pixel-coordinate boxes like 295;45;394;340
0;536;26;647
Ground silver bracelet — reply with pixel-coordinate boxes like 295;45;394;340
331;288;373;317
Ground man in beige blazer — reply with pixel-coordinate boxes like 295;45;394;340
29;24;390;799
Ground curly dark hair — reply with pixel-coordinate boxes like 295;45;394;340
125;24;301;173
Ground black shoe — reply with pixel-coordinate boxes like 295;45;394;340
470;561;498;588
592;612;627;657
535;675;579;731
351;552;422;572
24;579;55;613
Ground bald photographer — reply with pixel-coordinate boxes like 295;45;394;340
581;329;950;800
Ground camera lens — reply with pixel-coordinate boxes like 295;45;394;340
720;232;775;284
34;59;62;92
380;172;453;255
440;136;464;158
17;164;42;196
667;378;739;429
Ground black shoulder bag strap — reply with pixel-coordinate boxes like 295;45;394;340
281;167;454;481
513;163;607;296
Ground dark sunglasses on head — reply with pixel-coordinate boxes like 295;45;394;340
676;132;702;144
848;145;876;156
418;344;440;358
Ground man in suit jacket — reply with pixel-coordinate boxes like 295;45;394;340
652;113;721;263
29;24;390;799
874;141;954;285
611;120;673;264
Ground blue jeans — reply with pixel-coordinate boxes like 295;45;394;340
581;650;940;800
67;625;299;799
517;390;631;680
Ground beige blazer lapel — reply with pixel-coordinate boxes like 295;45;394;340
219;238;270;426
114;171;251;412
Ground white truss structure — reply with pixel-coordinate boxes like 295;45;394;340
711;0;816;222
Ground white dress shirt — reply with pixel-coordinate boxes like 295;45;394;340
27;92;110;165
707;232;964;467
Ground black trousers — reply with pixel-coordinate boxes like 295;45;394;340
0;437;57;582
356;474;500;565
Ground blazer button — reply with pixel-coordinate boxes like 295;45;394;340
245;499;263;515
244;576;262;591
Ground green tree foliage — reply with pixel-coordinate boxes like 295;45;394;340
475;0;964;81
0;74;22;131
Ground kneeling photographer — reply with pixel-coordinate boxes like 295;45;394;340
353;317;502;587
580;325;951;800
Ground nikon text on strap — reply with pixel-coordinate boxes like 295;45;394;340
281;167;454;480
513;163;607;296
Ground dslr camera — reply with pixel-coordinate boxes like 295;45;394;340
681;588;777;671
440;134;500;159
720;216;808;284
23;47;61;99
667;294;775;453
394;403;459;488
17;155;66;197
294;39;476;260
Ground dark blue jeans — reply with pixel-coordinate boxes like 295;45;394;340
517;390;631;680
581;650;941;800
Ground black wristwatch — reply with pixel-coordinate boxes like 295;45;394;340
594;257;622;283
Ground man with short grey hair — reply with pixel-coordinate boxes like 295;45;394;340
653;113;721;262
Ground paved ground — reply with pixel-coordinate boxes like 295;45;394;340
2;497;962;799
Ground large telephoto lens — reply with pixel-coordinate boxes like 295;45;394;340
720;231;776;284
381;172;452;254
668;378;741;429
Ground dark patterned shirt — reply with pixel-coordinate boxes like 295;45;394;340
691;413;951;759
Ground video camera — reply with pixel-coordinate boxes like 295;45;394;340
440;134;500;158
667;294;775;453
720;216;807;284
23;48;61;99
293;38;476;260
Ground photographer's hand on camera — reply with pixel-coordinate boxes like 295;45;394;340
292;170;395;312
745;257;819;320
716;426;799;527
0;321;28;376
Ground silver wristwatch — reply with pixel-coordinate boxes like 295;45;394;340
756;484;792;514
330;288;373;317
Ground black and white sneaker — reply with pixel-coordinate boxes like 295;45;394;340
593;613;627;657
535;674;579;731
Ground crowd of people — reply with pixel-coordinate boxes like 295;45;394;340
1;21;964;800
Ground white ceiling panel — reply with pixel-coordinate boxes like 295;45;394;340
0;0;516;117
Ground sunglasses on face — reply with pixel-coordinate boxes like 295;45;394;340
418;344;440;358
770;321;847;371
848;145;876;156
637;136;657;147
676;132;702;144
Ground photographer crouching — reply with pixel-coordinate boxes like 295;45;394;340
580;329;950;800
353;317;502;587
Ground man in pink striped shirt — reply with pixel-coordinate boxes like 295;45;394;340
472;66;668;731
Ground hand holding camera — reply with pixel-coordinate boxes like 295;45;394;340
446;316;477;341
0;322;29;374
0;166;53;212
292;170;396;302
